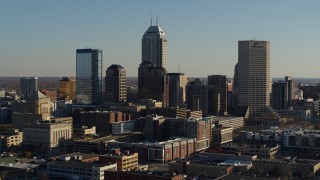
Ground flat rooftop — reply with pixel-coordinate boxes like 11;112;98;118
50;152;99;160
256;158;320;165
0;163;38;170
48;161;116;168
206;116;243;121
74;132;144;143
218;174;279;180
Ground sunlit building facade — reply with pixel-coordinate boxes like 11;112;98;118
142;25;167;69
76;49;102;105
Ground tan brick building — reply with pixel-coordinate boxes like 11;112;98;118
99;152;138;171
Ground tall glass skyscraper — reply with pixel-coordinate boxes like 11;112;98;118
142;24;167;69
76;49;102;104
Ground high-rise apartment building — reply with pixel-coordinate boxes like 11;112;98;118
20;77;38;100
272;81;289;109
168;73;187;107
237;40;271;116
76;49;102;105
138;61;169;107
59;77;76;100
186;79;208;116
208;75;227;115
105;64;127;103
142;24;167;69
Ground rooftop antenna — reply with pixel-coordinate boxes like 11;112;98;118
178;64;181;73
156;11;158;25
151;12;153;26
254;35;256;41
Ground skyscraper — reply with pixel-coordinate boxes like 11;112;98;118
138;61;169;107
285;76;295;105
186;79;208;116
142;23;167;69
20;77;38;100
168;73;187;107
208;75;227;115
272;81;288;109
59;77;76;100
76;49;102;105
105;64;127;103
237;40;271;116
228;63;239;115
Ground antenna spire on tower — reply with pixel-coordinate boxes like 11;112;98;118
156;11;158;25
151;12;153;26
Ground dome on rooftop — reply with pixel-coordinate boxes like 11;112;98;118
107;64;124;70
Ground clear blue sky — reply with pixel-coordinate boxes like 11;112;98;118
0;1;319;78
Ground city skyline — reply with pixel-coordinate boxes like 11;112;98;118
0;1;319;78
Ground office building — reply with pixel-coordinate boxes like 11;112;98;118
76;111;128;135
237;40;271;116
105;171;183;180
272;81;289;109
73;133;144;153
285;76;295;105
138;61;169;107
105;64;127;103
283;128;320;152
253;159;320;178
0;107;11;124
0;128;23;148
208;75;227;115
186;79;208;116
59;77;76;100
221;143;280;159
168;73;187;107
300;85;320;100
107;137;198;163
209;116;244;129
40;89;57;102
142;23;167;69
47;161;117;180
73;126;96;139
99;152;138;171
112;120;136;134
228;63;239;115
12;91;52;130
140;107;202;119
210;127;233;147
76;49;103;105
166;117;212;147
144;115;167;141
23;122;72;153
20;77;38;100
